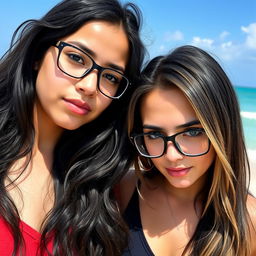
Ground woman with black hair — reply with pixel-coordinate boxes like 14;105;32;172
0;0;145;255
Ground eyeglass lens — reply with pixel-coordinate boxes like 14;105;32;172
57;43;129;98
134;130;209;157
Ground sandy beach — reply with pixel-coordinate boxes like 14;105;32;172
248;150;256;197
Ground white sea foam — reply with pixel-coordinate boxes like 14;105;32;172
241;111;256;120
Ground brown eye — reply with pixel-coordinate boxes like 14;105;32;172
67;53;84;64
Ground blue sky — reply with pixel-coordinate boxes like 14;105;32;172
1;0;256;87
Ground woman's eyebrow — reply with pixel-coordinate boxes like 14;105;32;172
142;124;163;131
143;120;200;130
67;40;125;73
176;120;200;129
68;40;95;57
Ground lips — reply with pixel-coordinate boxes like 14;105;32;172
63;98;92;115
166;167;191;177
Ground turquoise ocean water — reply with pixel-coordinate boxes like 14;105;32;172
234;86;256;151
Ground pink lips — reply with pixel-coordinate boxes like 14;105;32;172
63;98;91;115
166;167;191;177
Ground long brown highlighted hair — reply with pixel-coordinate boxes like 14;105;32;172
128;45;251;255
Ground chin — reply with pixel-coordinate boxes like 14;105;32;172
55;121;84;131
170;180;193;189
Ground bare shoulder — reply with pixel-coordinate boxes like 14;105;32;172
118;168;138;213
247;194;256;255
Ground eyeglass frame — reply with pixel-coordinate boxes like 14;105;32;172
54;41;130;99
130;128;211;158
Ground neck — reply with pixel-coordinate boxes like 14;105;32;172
33;101;63;155
158;174;206;204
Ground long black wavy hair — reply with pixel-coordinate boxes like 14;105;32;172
0;0;145;255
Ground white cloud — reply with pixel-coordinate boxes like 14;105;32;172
164;30;184;42
188;24;256;62
159;45;166;52
218;43;241;61
221;41;233;49
219;31;230;40
218;41;238;61
190;37;242;62
148;22;256;87
152;23;256;65
191;37;214;49
241;23;256;49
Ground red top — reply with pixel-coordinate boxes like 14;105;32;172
0;218;53;255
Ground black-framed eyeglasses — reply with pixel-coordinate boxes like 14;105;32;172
130;128;211;158
54;41;130;99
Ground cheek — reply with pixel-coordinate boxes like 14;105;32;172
150;158;163;170
36;64;67;101
36;71;49;101
36;72;55;104
197;147;216;172
97;95;113;112
36;49;64;92
205;147;216;165
36;58;52;93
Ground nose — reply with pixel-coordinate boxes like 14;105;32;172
75;71;98;96
165;142;184;161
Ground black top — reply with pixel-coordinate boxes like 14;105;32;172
122;190;154;256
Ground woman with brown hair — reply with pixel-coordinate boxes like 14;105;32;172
122;45;256;256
